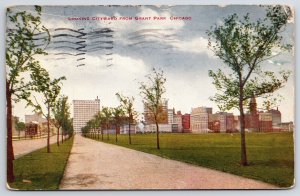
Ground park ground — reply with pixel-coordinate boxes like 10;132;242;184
86;132;294;188
8;137;73;190
8;132;294;190
60;135;276;189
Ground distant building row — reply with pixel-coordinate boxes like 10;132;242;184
143;97;293;133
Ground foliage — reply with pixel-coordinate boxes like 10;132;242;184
116;93;138;124
207;5;292;111
62;118;74;137
206;5;292;165
15;120;26;132
6;5;51;182
28;65;65;152
52;95;73;137
139;68;166;149
81;125;90;136
101;107;113;127
116;92;138;144
6;5;50;103
29;65;66;114
52;96;70;128
139;68;167;120
111;106;126;126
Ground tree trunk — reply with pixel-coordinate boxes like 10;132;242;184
6;82;15;183
128;121;132;145
57;127;60;146
101;129;103;141
115;125;118;142
107;125;110;140
47;106;51;153
156;121;160;149
61;129;64;144
239;85;248;166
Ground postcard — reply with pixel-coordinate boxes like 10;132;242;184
6;5;294;190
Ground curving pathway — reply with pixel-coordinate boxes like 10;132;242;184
59;135;276;190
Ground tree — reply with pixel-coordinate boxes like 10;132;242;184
101;107;113;141
81;125;90;137
116;93;137;145
15;120;25;140
94;111;104;140
206;5;292;166
6;6;50;182
29;65;65;153
111;106;125;142
52;95;70;146
139;68;166;149
62;118;73;139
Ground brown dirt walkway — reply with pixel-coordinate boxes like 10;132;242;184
13;135;62;158
60;134;276;190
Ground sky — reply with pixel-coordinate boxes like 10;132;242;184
8;5;295;122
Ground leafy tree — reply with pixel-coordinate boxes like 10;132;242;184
29;66;65;153
111;106;125;142
101;107;113;141
206;5;292;165
15;119;26;140
62;118;73;139
116;93;137;145
52;95;70;146
94;111;104;140
81;125;90;137
139;68;166;149
86;119;93;138
6;6;50;182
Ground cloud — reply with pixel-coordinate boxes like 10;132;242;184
170;37;215;57
10;5;294;123
91;7;185;47
35;53;149;113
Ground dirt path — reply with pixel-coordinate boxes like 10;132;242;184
60;135;276;190
13;135;62;158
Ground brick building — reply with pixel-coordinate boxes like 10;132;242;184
182;114;191;133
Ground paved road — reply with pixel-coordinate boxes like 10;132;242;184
13;135;62;158
60;135;276;190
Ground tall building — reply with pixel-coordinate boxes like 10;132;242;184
171;110;182;133
143;99;168;125
190;107;212;133
143;99;170;132
73;97;100;133
182;113;191;133
168;109;174;124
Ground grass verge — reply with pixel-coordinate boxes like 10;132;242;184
8;137;74;190
86;132;294;188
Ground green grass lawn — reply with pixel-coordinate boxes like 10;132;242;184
87;132;294;188
8;137;74;190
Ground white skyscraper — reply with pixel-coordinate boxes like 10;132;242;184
73;97;100;133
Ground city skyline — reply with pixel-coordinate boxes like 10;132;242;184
10;5;294;122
